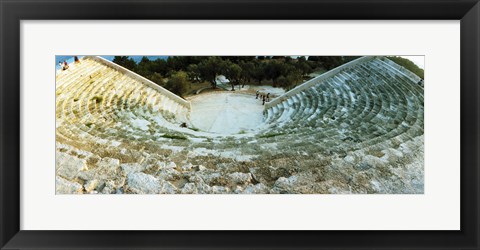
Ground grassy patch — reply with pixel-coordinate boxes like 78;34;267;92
259;132;285;138
190;127;200;131
162;134;188;140
86;156;100;167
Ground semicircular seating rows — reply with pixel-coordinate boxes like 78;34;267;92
260;56;423;155
55;56;424;195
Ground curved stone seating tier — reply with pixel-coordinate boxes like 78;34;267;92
260;56;424;156
56;56;424;194
55;58;197;175
57;57;189;124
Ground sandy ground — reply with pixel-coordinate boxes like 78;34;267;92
188;92;265;134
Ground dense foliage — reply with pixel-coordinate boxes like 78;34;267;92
386;56;424;79
112;56;360;97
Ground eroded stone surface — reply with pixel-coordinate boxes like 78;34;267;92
56;152;88;180
56;176;83;194
127;172;161;194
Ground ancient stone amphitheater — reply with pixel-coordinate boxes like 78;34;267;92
56;56;424;194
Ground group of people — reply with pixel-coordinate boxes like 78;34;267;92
256;90;271;105
58;60;69;70
58;56;80;71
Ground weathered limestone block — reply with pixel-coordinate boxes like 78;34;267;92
100;180;117;194
243;183;270;194
211;186;230;194
165;161;177;169
391;161;424;193
98;157;120;169
157;163;181;181
56;176;83;194
181;163;194;171
381;148;404;161
271;176;298;193
349;172;373;193
84;179;100;193
121;163;146;175
127;172;161;194
228;172;252;185
77;157;123;189
356;155;387;171
344;155;356;163
321;180;351;194
196;182;212;194
160;181;178;194
233;186;244;194
56;152;88;180
190;172;224;186
181;183;198;194
149;161;166;172
249;166;291;184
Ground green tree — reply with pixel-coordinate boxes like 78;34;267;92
150;58;168;76
239;61;255;87
224;61;242;90
137;56;152;77
113;56;136;71
166;56;189;72
252;62;266;85
198;57;225;88
342;56;361;63
165;71;189;97
276;75;289;88
321;56;344;70
387;56;424;79
187;64;201;82
149;72;165;87
264;60;286;83
286;69;303;89
296;61;313;76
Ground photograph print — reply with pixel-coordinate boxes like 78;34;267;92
55;55;424;194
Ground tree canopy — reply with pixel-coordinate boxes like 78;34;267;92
386;56;424;79
165;71;189;97
112;55;360;96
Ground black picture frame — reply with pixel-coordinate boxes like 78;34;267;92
1;0;479;249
